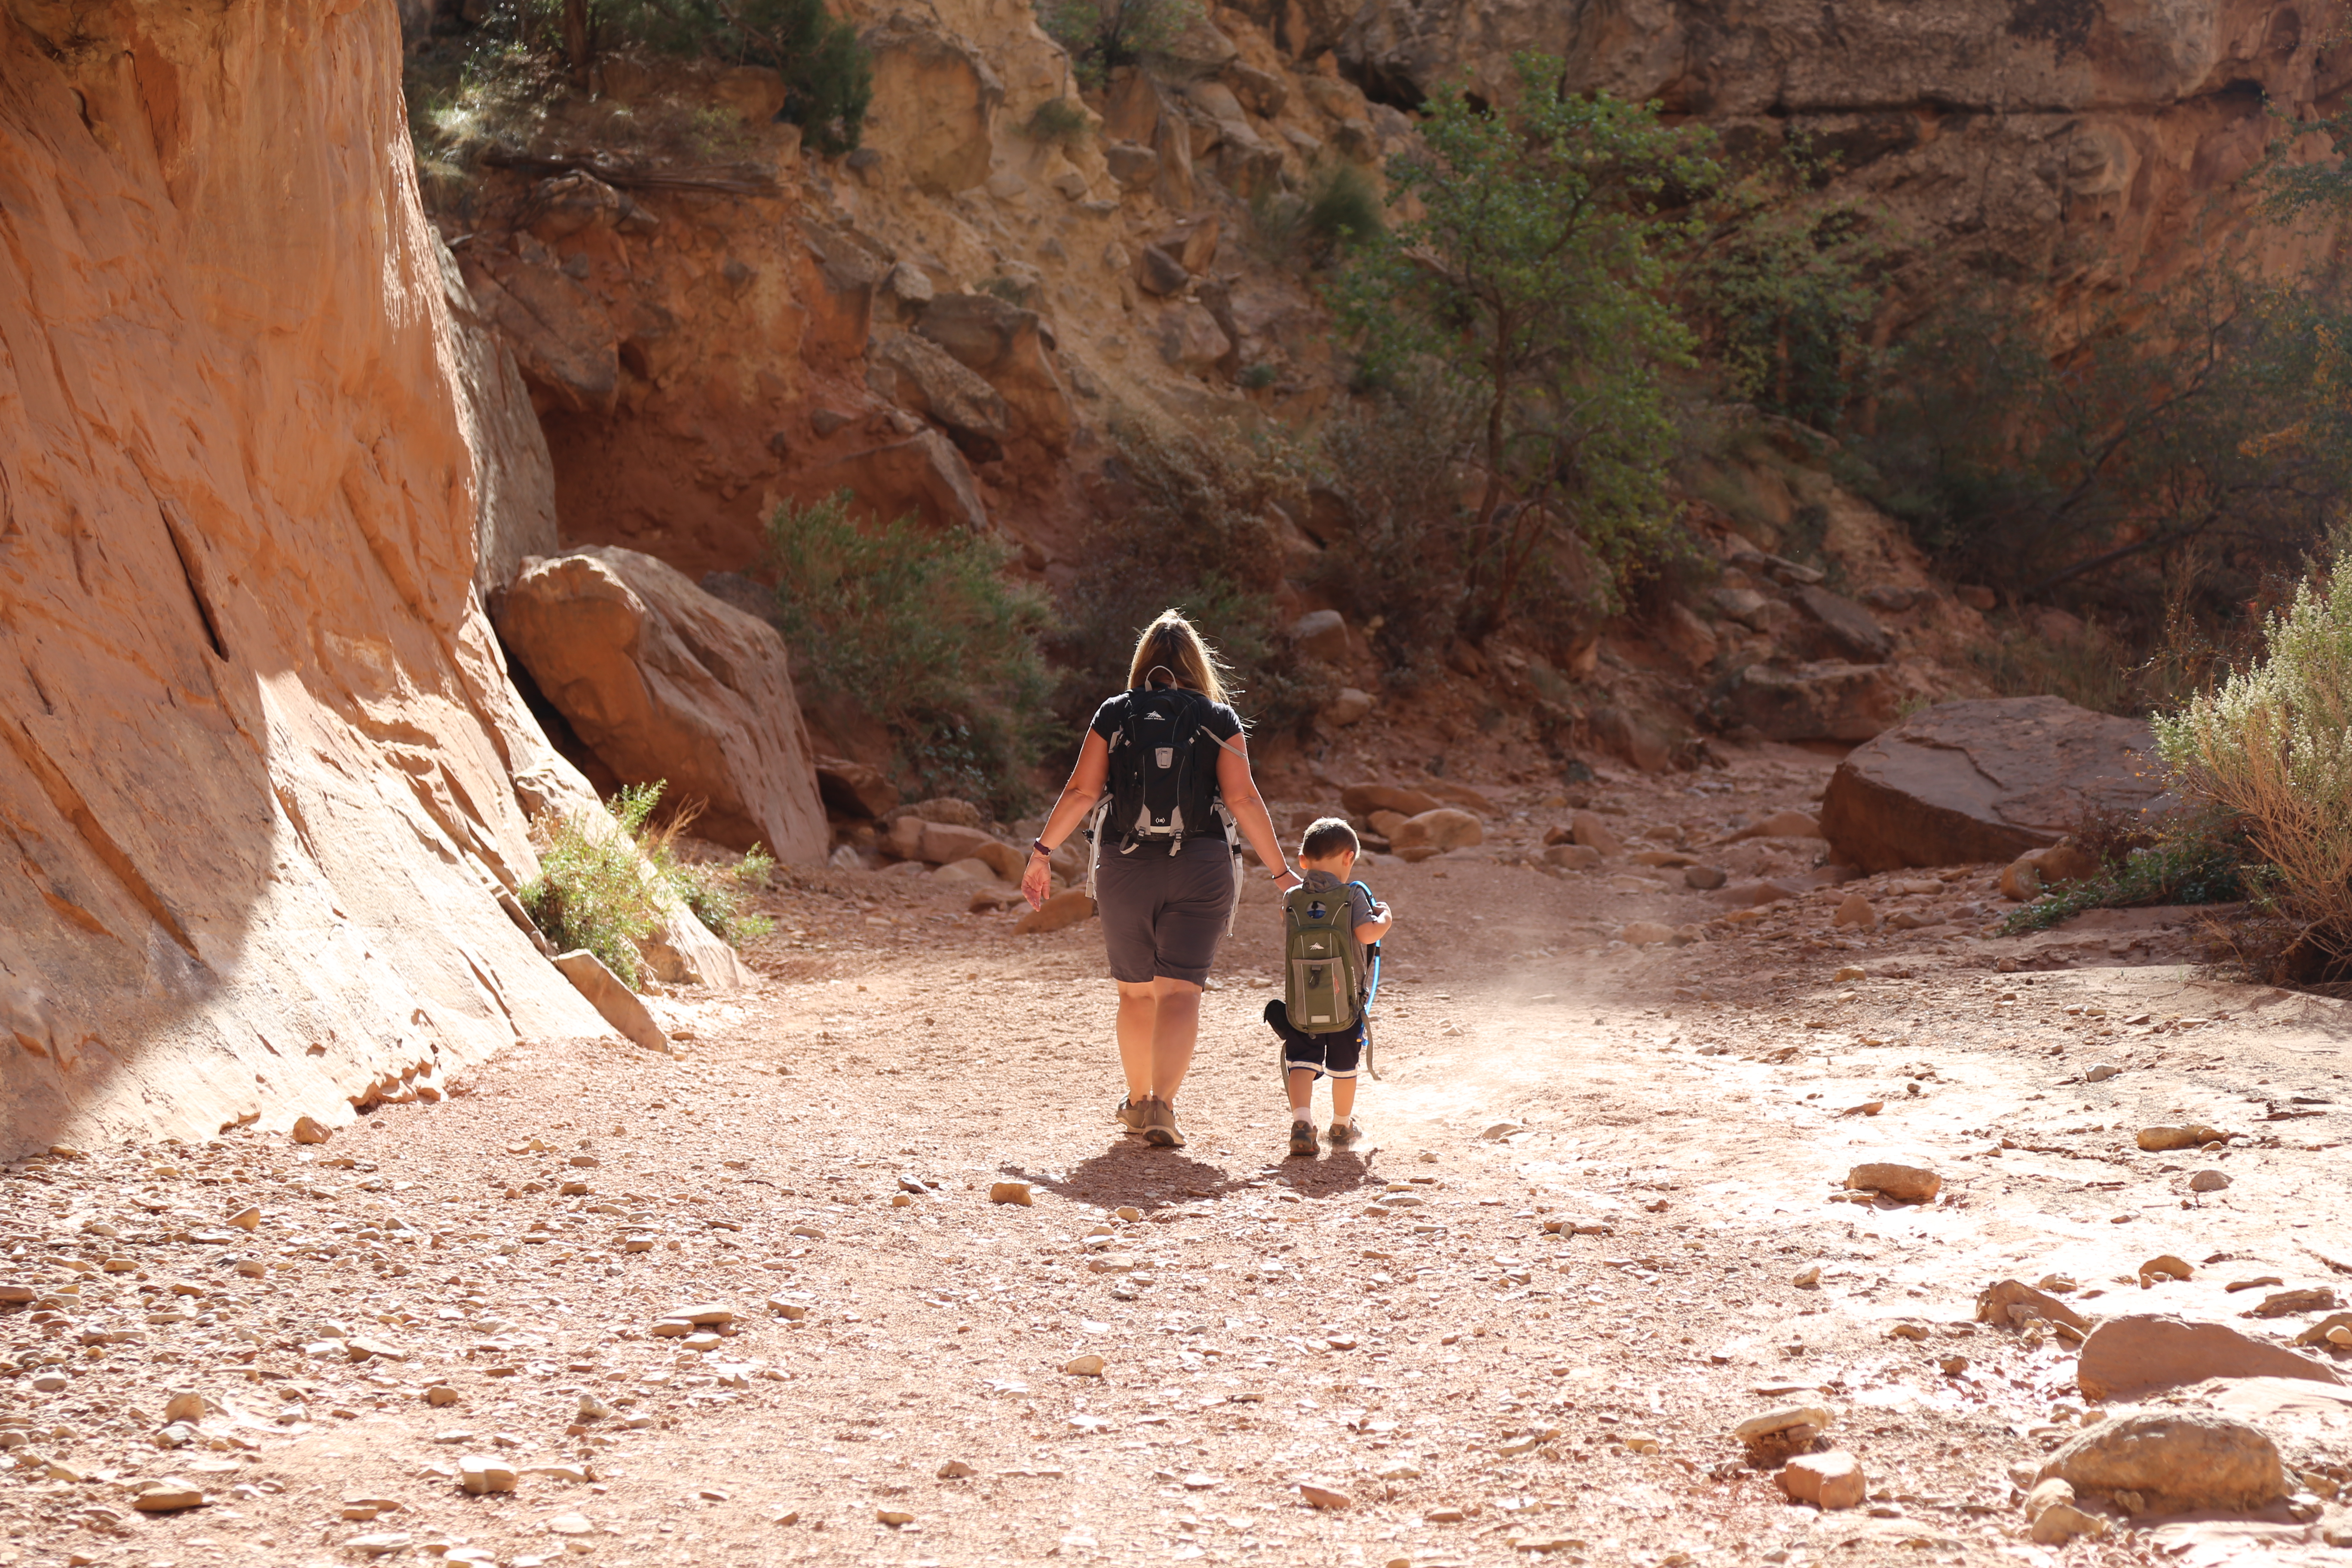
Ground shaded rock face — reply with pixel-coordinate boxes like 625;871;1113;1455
496;549;830;864
1819;695;2164;871
0;0;621;1152
2074;1314;2345;1403
1317;0;2349;294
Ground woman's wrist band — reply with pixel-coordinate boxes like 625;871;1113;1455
1031;839;1051;859
1270;866;1293;881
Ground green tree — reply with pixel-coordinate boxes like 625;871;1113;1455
1332;52;1715;638
600;0;872;153
1038;0;1200;89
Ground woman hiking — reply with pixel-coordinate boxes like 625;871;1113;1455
1021;611;1298;1148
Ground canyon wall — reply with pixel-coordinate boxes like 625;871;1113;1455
1315;0;2349;301
0;0;624;1152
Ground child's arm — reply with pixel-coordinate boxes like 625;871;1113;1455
1353;888;1392;944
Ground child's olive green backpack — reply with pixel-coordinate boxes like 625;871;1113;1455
1282;882;1365;1034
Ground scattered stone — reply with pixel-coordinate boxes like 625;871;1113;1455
2026;1478;2107;1543
2189;1169;2231;1193
1622;1431;1660;1454
1847;1160;1940;1204
547;1511;594;1535
426;1386;459;1407
1684;865;1727;890
1063;1354;1106;1377
1621;921;1675;946
2138;1124;2226;1152
2226;1275;2285;1292
1543;843;1601;870
291;1116;331;1145
661;1303;735;1326
1780;1451;1865;1510
877;1508;915;1525
1569;812;1624;858
2084;1062;2121;1083
989;1182;1033;1206
346;1533;414;1558
938;1459;977;1479
1735;1405;1833;1446
1390;808;1483;854
1722;809;1824;843
2138;1254;2194;1286
577;1394;611;1420
132;1479;207;1512
227;1206;260;1231
1792;1264;1822;1289
2074;1315;2343;1402
1976;1279;2091;1332
1297;1479;1351;1510
1832;894;1877;930
2039;1410;2286;1513
2249;1288;2337;1319
2294;1313;2352;1348
460;1457;519;1494
163;1392;206;1424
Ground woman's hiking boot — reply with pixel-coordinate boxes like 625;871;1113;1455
1115;1097;1147;1133
1288;1119;1318;1157
1140;1096;1185;1148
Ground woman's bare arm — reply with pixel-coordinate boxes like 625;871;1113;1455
1021;731;1111;907
1215;734;1296;883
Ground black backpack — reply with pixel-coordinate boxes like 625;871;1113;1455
1104;685;1222;854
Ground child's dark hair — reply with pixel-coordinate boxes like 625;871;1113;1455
1299;817;1359;861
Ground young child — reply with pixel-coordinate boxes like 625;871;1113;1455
1264;817;1393;1157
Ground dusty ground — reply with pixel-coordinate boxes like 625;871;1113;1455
4;744;2350;1568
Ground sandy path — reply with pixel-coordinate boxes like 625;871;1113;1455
3;751;2349;1568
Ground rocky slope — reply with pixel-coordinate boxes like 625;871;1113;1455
0;0;751;1154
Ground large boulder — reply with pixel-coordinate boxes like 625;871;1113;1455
497;548;830;864
1708;662;1897;742
868;331;1011;459
857;15;1003;196
2074;1315;2345;1403
805;429;990;534
2037;1411;2286;1513
1820;696;2164;873
913;293;1076;452
439;239;560;600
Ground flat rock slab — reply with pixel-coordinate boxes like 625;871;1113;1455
1820;695;2166;872
2076;1314;2344;1403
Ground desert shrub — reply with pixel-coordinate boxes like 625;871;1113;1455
519;782;665;985
1052;420;1328;740
608;0;871;152
1852;268;2352;623
1332;53;1714;638
2151;557;2352;981
520;783;776;984
1039;0;1201;88
765;492;1052;818
1304;163;1382;250
1681;139;1892;429
1024;96;1091;147
1304;377;1479;677
1997;809;2255;935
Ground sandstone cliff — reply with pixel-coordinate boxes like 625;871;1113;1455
0;0;664;1152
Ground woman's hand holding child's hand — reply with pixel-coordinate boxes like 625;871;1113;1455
1021;852;1053;910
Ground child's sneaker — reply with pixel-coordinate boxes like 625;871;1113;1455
1288;1119;1318;1157
1327;1118;1358;1148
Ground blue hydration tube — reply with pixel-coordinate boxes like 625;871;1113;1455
1353;877;1382;1081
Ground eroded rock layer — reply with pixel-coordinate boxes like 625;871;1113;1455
0;0;616;1152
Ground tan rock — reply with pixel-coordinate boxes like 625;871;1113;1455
133;1479;207;1512
660;1302;735;1326
711;64;787;121
1709;661;1898;744
1543;844;1601;870
2075;1314;2343;1402
858;15;1003;195
1735;1405;1833;1444
227;1207;260;1232
813;756;899;819
1571;812;1624;857
1297;1479;1351;1510
988;1182;1033;1206
496;547;828;864
460;1457;519;1495
914;292;1075;451
1847;1160;1939;1203
1722;809;1824;842
1832;893;1877;929
1390;809;1484;853
163;1392;206;1424
805;429;992;534
2138;1124;2227;1151
291;1117;332;1145
1014;890;1095;935
1977;1278;2090;1332
551;951;668;1054
2294;1312;2352;1348
2040;1410;2286;1513
937;1459;977;1479
1820;697;2162;873
1341;784;1442;817
1779;1450;1864;1509
1621;921;1675;946
2138;1254;2194;1286
1063;1354;1106;1377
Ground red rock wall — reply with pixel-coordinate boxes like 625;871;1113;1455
0;0;616;1152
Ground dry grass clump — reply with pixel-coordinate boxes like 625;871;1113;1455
2153;558;2352;983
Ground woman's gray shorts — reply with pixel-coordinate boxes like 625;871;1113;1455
1093;836;1238;986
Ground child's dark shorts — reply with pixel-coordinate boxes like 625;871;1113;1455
1265;999;1363;1080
